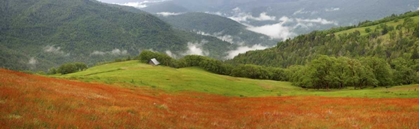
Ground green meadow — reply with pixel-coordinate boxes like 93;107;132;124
334;16;419;37
54;60;418;98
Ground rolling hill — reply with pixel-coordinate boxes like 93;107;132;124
55;60;418;98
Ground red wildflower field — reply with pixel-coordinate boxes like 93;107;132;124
0;69;418;128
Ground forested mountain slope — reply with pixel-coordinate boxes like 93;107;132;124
229;11;419;68
0;0;241;71
0;0;189;71
159;12;277;46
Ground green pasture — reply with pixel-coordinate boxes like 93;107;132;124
334;16;418;37
54;60;418;98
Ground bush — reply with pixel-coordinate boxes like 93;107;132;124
50;62;88;75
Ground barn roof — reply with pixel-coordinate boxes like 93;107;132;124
150;58;160;65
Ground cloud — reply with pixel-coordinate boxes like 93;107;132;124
253;12;276;21
115;0;170;8
232;7;241;12
183;40;209;56
91;51;106;56
195;31;235;44
43;45;70;56
242;15;337;39
28;57;37;65
90;48;128;56
246;16;296;40
111;49;128;55
293;8;318;15
217;35;235;44
156;12;183;16
205;11;224;16
228;7;276;22
120;2;147;8
296;18;338;25
325;8;340;12
165;50;177;58
225;44;268;59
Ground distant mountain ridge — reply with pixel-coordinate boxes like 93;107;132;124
132;0;418;37
158;12;277;46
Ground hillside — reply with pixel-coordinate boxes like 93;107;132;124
0;0;191;71
1;68;418;128
0;0;241;71
54;60;418;98
158;12;277;46
229;11;419;68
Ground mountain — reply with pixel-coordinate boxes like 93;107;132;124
0;0;238;71
106;0;418;39
158;12;277;46
228;11;419;68
0;0;189;71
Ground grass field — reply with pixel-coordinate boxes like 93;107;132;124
0;68;418;128
56;60;419;98
334;16;419;37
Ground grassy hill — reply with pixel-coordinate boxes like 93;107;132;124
54;60;418;98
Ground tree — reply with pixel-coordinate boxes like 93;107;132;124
360;57;393;87
365;28;372;33
390;57;417;85
286;65;312;88
330;57;351;89
307;55;335;90
56;62;88;74
138;50;179;68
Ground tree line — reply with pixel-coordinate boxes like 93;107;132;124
48;62;87;75
288;55;418;89
138;50;288;81
138;50;418;89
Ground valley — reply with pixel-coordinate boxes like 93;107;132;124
0;0;418;128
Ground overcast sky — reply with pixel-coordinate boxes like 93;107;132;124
97;0;160;4
97;0;138;3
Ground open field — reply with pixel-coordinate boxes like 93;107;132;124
334;16;419;37
57;60;419;98
0;68;418;128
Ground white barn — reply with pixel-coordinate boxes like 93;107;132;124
149;58;160;66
